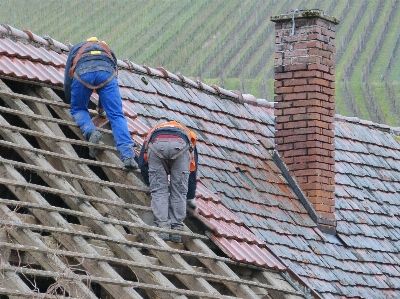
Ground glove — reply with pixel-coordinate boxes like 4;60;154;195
187;198;198;213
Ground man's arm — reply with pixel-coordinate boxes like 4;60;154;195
63;52;73;103
187;146;198;199
138;142;150;185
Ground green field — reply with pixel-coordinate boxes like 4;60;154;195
1;0;399;126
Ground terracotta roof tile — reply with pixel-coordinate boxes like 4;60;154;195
209;235;285;269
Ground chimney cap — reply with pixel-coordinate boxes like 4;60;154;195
270;9;339;25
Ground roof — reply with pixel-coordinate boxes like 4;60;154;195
0;25;312;298
1;23;400;299
109;58;400;298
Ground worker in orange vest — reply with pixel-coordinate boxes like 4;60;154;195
138;121;198;243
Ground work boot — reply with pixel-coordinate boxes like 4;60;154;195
123;157;139;169
158;225;170;241
170;225;183;243
87;130;102;158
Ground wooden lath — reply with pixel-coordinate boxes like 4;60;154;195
0;122;118;154
0;154;148;192
0;205;102;299
1;265;242;299
0;197;285;273
0;287;74;299
0;89;138;155
0;80;308;298
0;138;126;170
0;177;151;213
0;168;151;299
0;144;185;298
0;196;209;242
0;239;300;295
0;81;183;299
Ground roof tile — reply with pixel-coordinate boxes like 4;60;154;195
209;235;285;269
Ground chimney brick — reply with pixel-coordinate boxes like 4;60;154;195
271;11;339;232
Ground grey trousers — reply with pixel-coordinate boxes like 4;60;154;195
148;137;191;228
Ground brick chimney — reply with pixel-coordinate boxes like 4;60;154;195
271;10;339;233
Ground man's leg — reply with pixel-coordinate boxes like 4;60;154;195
148;140;170;237
71;73;103;157
70;74;97;138
97;74;135;161
168;139;190;242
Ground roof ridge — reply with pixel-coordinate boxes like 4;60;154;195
118;59;274;109
335;114;400;134
0;23;69;53
1;24;274;109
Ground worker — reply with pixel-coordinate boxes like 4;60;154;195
64;37;138;169
138;120;198;243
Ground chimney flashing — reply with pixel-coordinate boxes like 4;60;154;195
273;150;337;234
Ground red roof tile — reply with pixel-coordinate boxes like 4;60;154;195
211;235;285;269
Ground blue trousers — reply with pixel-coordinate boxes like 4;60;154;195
70;71;135;160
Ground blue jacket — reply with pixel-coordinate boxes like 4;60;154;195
138;127;198;200
64;41;117;103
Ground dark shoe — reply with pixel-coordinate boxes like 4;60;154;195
123;157;139;169
170;226;183;243
87;130;102;158
158;225;170;241
158;232;170;241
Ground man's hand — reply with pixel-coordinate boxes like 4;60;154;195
187;198;198;213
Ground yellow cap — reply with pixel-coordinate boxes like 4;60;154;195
87;37;98;42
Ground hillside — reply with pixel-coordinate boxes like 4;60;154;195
1;0;399;126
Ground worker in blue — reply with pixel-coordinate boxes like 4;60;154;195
138;121;199;243
64;37;138;169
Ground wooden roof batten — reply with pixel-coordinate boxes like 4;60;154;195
0;195;295;274
0;238;302;296
0;79;307;298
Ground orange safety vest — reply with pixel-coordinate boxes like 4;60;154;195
144;121;197;171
